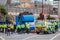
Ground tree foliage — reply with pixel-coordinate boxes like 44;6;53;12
0;5;7;15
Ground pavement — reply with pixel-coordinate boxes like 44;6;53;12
0;29;60;40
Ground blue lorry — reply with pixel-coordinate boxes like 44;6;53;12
15;12;35;32
15;12;34;25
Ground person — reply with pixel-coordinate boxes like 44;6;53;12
7;24;11;36
1;24;4;33
14;24;16;33
10;24;14;34
13;22;16;32
54;21;58;31
3;24;7;33
0;24;1;32
0;24;3;32
25;23;30;34
16;24;21;34
21;24;25;33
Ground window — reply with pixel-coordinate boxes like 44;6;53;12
11;0;20;5
30;0;41;3
45;0;47;1
30;0;49;4
21;2;28;8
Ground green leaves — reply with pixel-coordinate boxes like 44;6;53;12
0;5;7;15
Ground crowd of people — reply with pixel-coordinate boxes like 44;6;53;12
0;23;30;36
0;21;58;36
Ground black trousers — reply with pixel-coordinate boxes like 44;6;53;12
26;28;30;33
17;28;21;33
11;29;14;34
21;28;25;33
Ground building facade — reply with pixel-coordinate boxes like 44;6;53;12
0;0;7;5
58;0;60;18
53;0;59;15
53;0;58;8
6;0;53;15
0;0;53;16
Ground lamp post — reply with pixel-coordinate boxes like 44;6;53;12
34;1;38;14
22;2;26;12
42;0;43;13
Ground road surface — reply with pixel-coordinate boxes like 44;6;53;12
0;31;60;40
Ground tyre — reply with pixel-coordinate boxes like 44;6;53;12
36;32;40;34
52;29;56;34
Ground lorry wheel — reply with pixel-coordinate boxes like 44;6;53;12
36;32;40;34
52;31;55;34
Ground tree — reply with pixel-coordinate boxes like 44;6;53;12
0;5;7;15
0;5;8;21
